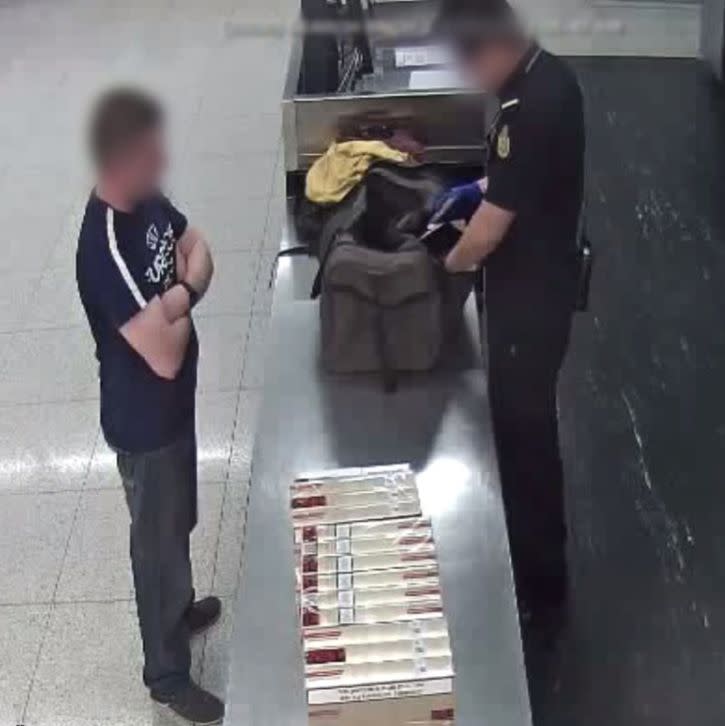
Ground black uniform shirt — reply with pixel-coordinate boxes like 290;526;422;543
484;44;585;310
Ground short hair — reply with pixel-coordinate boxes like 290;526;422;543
88;87;164;167
435;0;522;56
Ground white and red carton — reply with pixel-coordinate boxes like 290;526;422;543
297;517;432;542
295;517;434;556
292;465;416;496
299;573;441;610
308;685;455;726
296;545;438;580
304;621;455;726
298;565;441;596
305;633;451;667
291;467;422;527
303;618;450;649
290;466;455;725
306;653;454;689
291;498;422;528
306;653;455;726
300;593;445;627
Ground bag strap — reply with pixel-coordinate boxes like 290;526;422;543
311;186;367;299
372;279;398;393
268;245;309;291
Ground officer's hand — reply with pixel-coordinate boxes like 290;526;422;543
429;180;486;226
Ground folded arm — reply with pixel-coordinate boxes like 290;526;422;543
120;296;192;380
178;226;214;298
90;203;206;380
160;227;215;324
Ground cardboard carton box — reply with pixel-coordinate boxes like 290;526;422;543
292;486;420;513
293;464;414;492
301;594;444;627
296;529;434;558
296;517;432;544
306;654;454;689
292;471;417;497
290;466;422;526
299;577;441;610
291;499;422;527
303;617;450;649
299;565;440;595
304;634;451;667
297;546;438;579
308;687;455;726
307;660;455;726
290;467;455;725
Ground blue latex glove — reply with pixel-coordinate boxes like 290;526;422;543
429;181;484;225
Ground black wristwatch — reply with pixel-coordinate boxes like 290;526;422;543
179;281;200;309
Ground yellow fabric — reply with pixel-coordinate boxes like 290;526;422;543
305;140;409;205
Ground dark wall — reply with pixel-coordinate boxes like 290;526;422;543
535;58;725;726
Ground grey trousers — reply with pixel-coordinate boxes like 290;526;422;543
116;425;198;698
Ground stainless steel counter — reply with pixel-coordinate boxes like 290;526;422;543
224;227;532;724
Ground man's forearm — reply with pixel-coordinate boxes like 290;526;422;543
121;296;192;380
446;224;499;272
445;201;514;273
160;284;191;324
161;315;193;378
183;230;214;298
161;228;215;323
169;315;192;355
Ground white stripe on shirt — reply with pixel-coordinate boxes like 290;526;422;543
106;208;147;310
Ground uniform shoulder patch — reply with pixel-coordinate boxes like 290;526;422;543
497;124;511;159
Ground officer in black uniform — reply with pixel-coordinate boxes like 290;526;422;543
433;0;585;620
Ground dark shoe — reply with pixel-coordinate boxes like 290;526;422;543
152;681;224;725
186;596;222;636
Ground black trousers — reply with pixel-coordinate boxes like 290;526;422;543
116;426;198;698
487;299;573;607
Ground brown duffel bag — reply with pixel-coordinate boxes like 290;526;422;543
314;163;474;391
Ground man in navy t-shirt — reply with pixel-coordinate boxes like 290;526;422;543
76;88;222;725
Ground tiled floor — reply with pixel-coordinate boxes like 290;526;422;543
0;0;293;723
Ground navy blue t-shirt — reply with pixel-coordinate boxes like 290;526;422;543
76;192;199;453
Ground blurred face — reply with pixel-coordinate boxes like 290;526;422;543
460;42;517;93
109;126;168;202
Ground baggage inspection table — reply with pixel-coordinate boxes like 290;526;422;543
223;213;532;726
